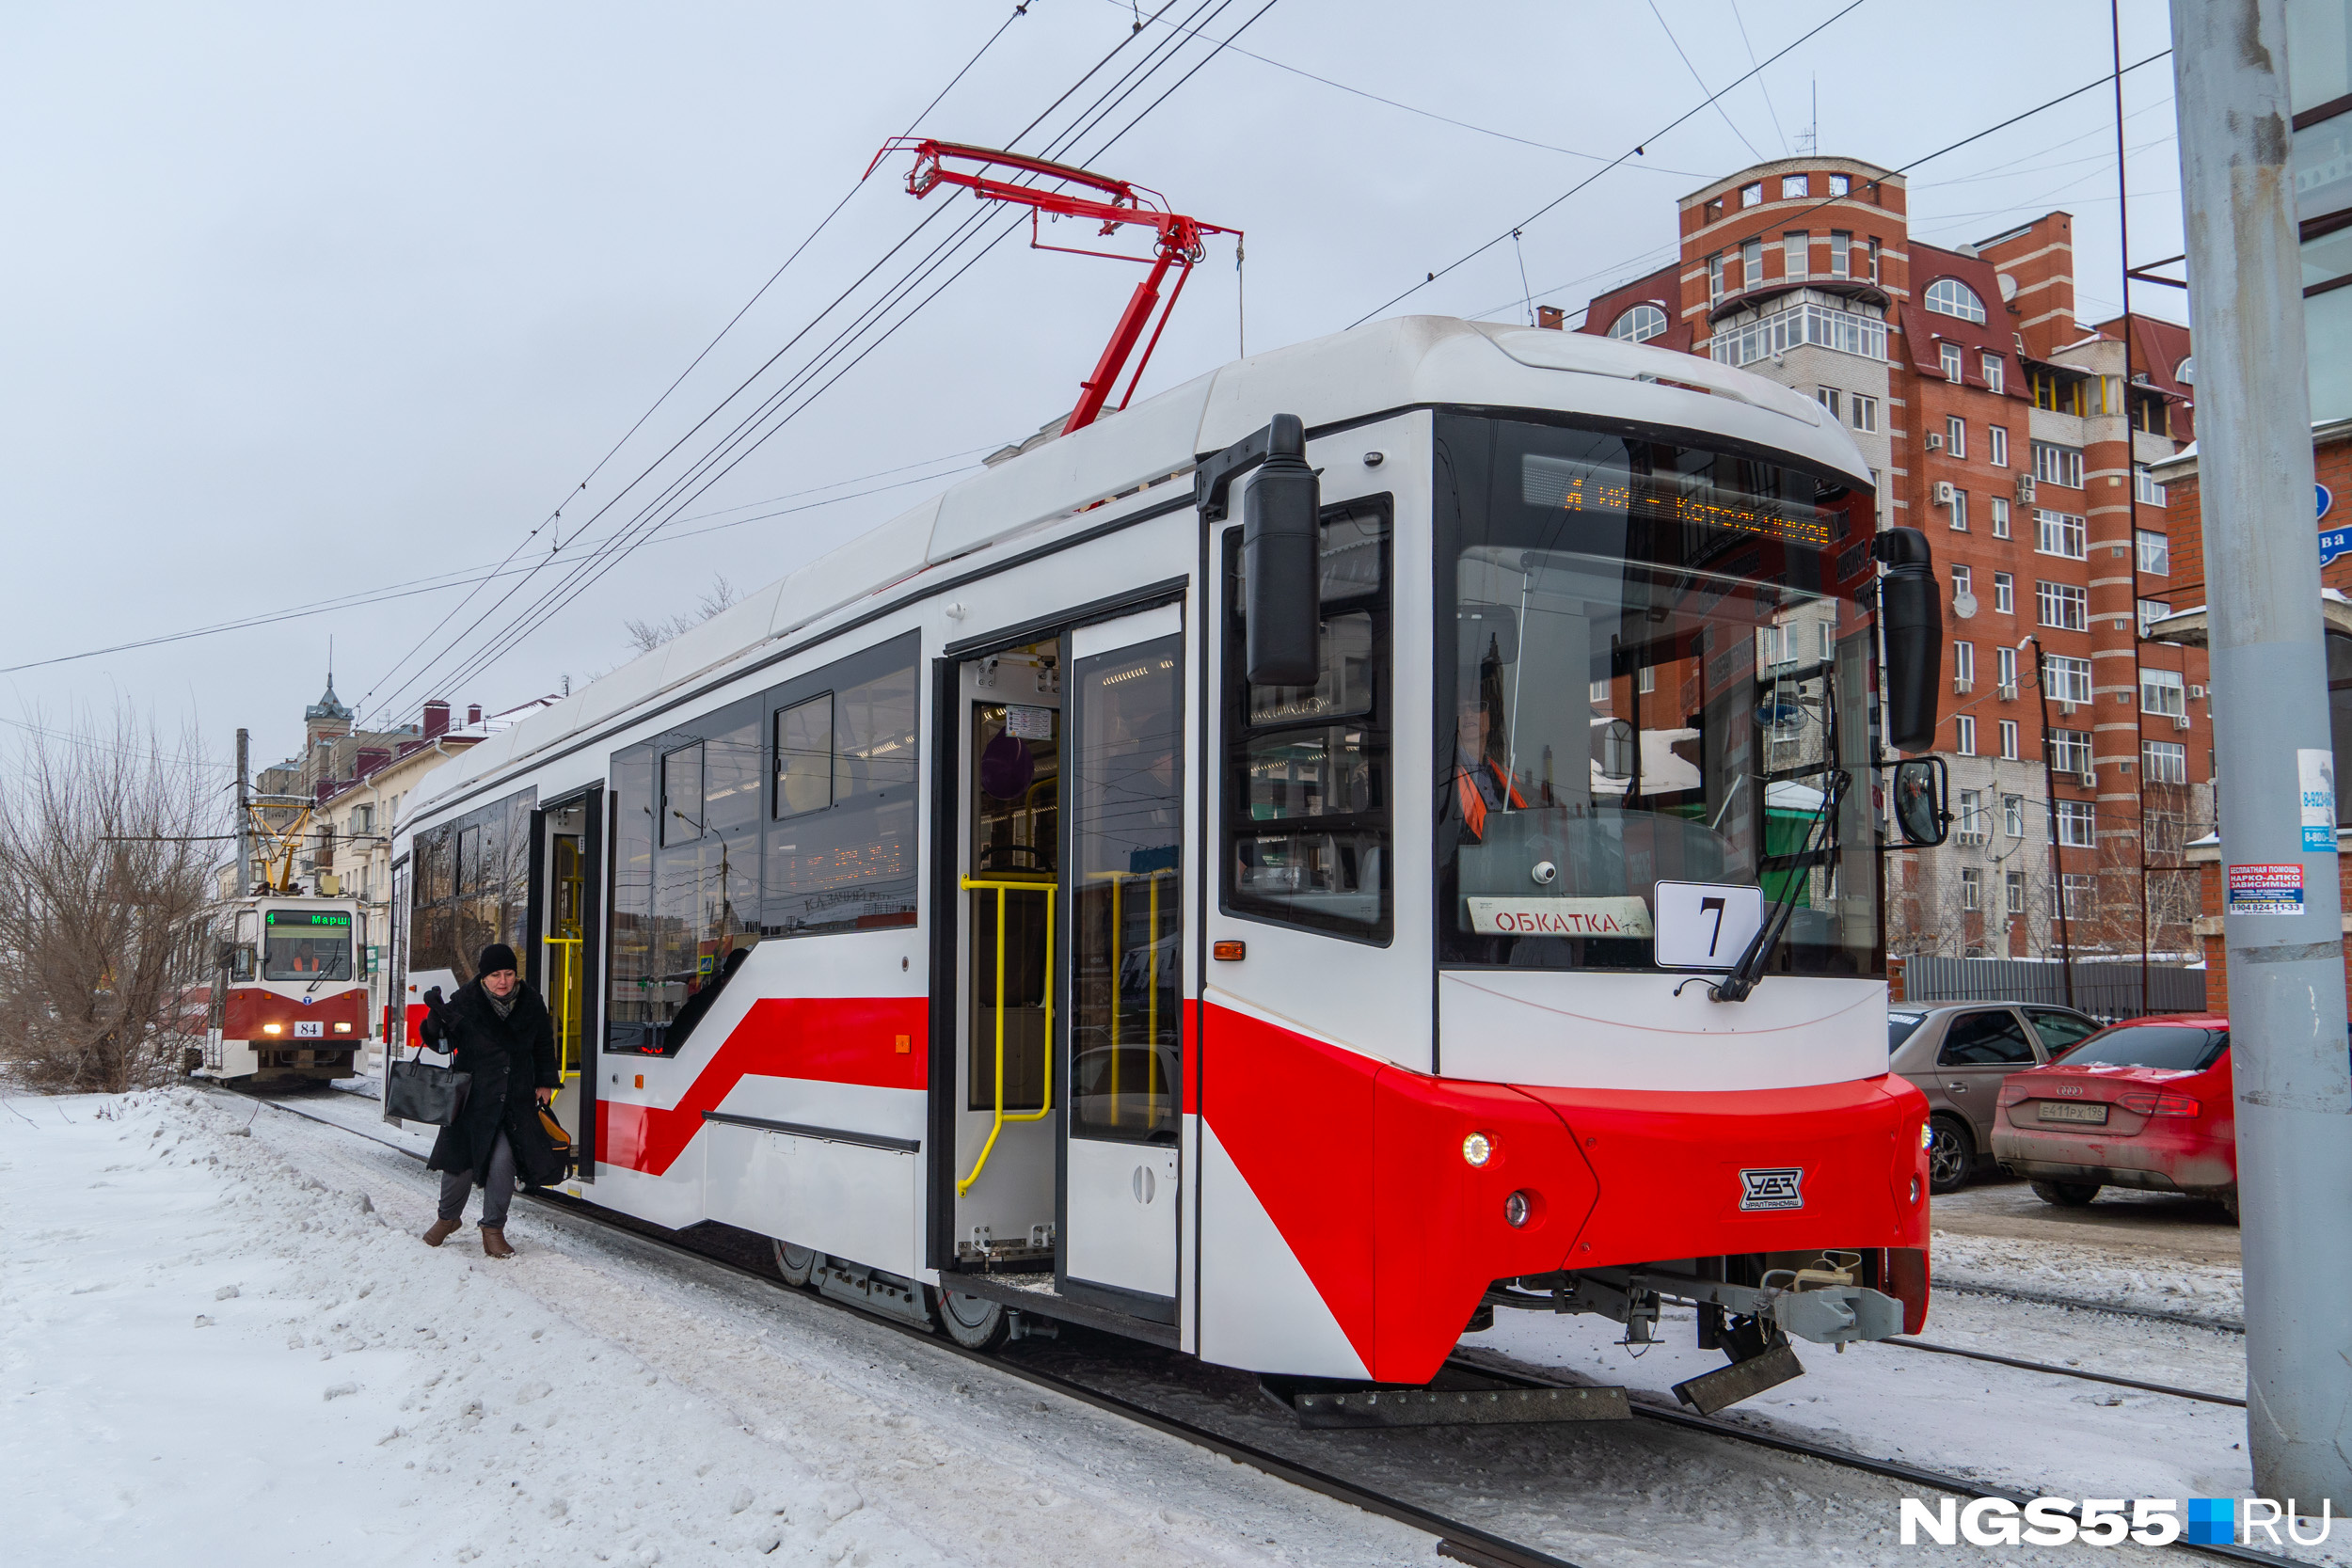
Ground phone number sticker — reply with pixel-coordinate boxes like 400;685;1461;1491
2228;863;2305;916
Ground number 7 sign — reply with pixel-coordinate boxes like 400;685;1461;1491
1653;881;1766;971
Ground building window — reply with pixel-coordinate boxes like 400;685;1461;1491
2057;801;2098;847
1941;342;1965;381
1994;572;2015;614
1743;239;1764;287
1637;664;1656;694
1829;230;1851;277
2038;580;2090;631
1954;641;1977;684
1955;715;1978;755
1708;253;1725;303
1784;174;1809;198
1608;303;1668;343
2035;510;2089;560
2144;739;2188;784
2050;728;2092;773
2138;598;2174;636
1983;354;2005;394
1588;677;1610;704
1785;230;1808;278
2136;530;2170;576
2004;794;2026;837
1851;393;1879;433
1989;498;2011;540
2135;465;2168;504
2142;667;2187;717
1946;415;1966;457
1741;182;1764;208
1996;644;2019;691
1758;622;1796;669
1962;865;1983;908
1707;290;1888;367
1952;563;1973;602
1867;235;1881;282
1819;620;1836;660
2007;869;2026;912
1817;386;1841;420
1999;719;2021;759
1989;425;2010;467
1925;277;1988;322
1830;172;1851;197
2061;871;2097;914
2046;657;2093;705
1950;489;1969;531
2032;441;2086;488
2030;369;2088;415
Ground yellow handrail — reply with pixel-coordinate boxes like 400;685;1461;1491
1085;866;1179;1126
957;876;1054;1196
542;935;583;1079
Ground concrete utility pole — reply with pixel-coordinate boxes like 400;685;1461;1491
234;728;251;896
2171;0;2352;1511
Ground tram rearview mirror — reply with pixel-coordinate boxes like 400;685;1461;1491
1872;527;1942;753
1892;756;1949;847
1244;413;1322;686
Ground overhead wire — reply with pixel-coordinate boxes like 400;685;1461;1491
1648;0;1763;163
356;2;1043;725
380;0;1272;717
1344;0;1871;329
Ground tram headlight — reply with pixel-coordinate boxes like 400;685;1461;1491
1462;1132;1495;1167
1919;1123;1933;1151
1504;1190;1537;1228
333;1022;352;1033
262;1023;282;1036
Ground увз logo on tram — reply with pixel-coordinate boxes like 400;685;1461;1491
385;315;1947;1413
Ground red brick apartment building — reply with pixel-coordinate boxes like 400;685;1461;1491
1564;156;2206;964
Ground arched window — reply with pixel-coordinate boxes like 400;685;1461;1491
1608;303;1669;344
1925;278;1987;323
2175;356;2196;386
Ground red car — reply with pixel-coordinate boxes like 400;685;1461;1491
1990;1014;2237;1219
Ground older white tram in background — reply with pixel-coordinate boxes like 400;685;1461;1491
192;892;367;1083
388;316;1947;1407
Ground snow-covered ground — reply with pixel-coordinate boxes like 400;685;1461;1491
3;1085;2335;1567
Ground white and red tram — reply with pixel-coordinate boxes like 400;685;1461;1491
193;893;368;1083
388;316;1946;1399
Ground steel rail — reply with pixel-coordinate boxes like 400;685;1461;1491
1936;1279;2246;1335
209;1086;1583;1568
223;1087;2287;1566
1884;1336;2245;1408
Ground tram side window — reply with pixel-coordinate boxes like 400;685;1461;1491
764;630;920;936
407;789;534;990
1222;499;1393;943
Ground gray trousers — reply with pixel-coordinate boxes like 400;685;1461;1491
437;1130;515;1227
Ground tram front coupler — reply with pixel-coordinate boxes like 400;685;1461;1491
1492;1258;1904;1348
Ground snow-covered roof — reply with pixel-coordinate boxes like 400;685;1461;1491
2143;588;2352;648
405;315;1874;828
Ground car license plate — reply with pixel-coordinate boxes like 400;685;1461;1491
2036;1100;2108;1125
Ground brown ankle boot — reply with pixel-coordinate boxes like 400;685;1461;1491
422;1217;461;1247
480;1226;515;1259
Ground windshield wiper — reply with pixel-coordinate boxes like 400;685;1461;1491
1682;768;1850;1004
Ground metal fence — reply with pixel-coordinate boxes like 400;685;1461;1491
1895;956;2208;1019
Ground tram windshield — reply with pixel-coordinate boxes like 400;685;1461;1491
262;908;355;982
1434;414;1880;977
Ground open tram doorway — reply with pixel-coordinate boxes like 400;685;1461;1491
932;607;1185;1326
528;787;602;1181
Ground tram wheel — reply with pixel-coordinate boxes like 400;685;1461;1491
1926;1116;1975;1195
936;1288;1009;1352
773;1240;819;1287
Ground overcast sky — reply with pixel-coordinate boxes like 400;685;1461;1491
0;0;2184;777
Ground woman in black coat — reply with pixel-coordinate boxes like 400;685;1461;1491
419;943;564;1258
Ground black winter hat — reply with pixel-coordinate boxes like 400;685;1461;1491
477;942;520;977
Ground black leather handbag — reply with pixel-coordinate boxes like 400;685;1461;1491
387;1043;469;1126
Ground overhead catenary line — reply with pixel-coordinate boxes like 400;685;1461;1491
380;1;1275;720
1648;0;1763;163
355;3;1043;724
1345;0;1872;329
358;1;1202;730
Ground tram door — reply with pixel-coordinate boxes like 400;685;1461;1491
1059;607;1184;1311
531;789;602;1180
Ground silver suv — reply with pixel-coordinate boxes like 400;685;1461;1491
1888;1003;2104;1193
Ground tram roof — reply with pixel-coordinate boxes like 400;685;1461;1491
407;315;1868;824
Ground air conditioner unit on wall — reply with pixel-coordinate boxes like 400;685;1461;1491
2080;769;2097;787
1954;677;1975;694
1933;481;1956;504
2016;474;2037;502
1926;432;1946;451
2058;700;2078;716
1998;682;2019;700
2189;684;2206;698
2174;714;2192;730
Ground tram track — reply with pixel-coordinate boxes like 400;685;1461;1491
213;1084;2289;1568
1937;1279;2247;1336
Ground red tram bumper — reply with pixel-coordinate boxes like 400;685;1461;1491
1204;1004;1931;1383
